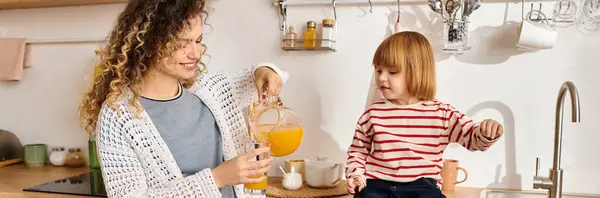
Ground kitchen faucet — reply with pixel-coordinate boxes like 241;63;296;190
533;81;580;198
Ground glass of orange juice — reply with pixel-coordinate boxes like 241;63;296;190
244;139;270;195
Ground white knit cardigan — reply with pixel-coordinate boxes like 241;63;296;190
96;63;288;198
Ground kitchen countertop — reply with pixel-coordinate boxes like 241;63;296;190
2;164;598;198
0;164;480;198
0;164;90;198
264;177;483;198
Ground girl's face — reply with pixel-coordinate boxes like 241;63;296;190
163;15;204;80
375;66;410;103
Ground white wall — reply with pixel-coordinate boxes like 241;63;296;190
0;5;124;161
1;0;599;194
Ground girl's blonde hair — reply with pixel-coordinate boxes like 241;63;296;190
372;31;436;100
78;0;209;135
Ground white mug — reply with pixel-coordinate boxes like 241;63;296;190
516;10;558;50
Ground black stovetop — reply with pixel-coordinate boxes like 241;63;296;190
23;170;107;197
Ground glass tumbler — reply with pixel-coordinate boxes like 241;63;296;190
243;139;271;196
443;19;470;54
576;0;600;34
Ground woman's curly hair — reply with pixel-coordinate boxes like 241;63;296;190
79;0;209;135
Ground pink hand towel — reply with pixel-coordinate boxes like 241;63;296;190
0;38;27;81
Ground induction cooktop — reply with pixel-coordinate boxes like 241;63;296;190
23;170;107;197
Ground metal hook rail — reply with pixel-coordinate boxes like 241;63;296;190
276;0;339;36
275;0;421;35
275;0;422;6
520;0;575;24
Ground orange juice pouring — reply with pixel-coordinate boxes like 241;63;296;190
245;96;304;195
257;124;303;157
247;96;304;157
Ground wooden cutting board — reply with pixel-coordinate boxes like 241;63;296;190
0;158;23;167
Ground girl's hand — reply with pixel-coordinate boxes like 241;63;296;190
347;175;367;195
480;119;504;140
254;67;282;102
211;147;272;188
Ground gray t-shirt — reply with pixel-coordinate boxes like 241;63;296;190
140;83;236;198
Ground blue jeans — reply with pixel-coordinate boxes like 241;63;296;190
354;177;445;198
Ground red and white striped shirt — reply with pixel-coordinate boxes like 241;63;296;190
345;99;498;182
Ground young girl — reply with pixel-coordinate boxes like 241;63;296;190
345;31;503;198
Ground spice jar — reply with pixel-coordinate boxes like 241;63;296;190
49;147;67;166
303;21;317;48
321;19;336;48
66;148;86;168
284;26;297;48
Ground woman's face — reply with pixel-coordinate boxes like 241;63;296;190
163;15;204;80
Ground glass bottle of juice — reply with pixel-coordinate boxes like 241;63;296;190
303;21;317;48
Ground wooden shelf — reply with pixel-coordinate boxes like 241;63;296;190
0;0;127;10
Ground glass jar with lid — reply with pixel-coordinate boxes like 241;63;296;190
321;19;336;49
66;148;86;168
49;147;67;166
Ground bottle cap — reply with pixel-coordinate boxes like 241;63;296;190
322;19;335;26
307;21;317;28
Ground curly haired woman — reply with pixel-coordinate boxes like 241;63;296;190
78;0;288;197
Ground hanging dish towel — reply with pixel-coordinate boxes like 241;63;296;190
0;38;27;81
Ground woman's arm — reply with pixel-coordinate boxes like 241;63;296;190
96;104;222;198
232;62;288;109
227;63;289;110
198;62;288;112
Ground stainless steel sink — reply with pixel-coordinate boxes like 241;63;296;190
480;189;600;198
